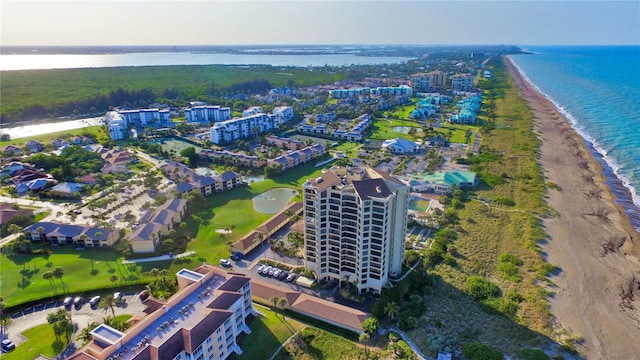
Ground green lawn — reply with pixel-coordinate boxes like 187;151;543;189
188;158;328;262
368;118;422;141
0;125;108;147
2;323;64;360
0;247;154;308
237;307;305;360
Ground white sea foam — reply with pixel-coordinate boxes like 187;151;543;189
507;56;640;213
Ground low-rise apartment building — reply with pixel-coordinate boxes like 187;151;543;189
24;222;117;247
209;114;277;145
267;144;325;172
184;104;231;124
69;264;256;360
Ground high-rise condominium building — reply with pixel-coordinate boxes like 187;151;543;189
302;167;409;294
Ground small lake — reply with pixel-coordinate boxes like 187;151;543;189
391;126;422;134
252;188;297;214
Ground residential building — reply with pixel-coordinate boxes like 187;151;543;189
199;150;266;169
117;108;172;128
299;114;371;141
69;264;256;360
242;106;264;117
24;222;117;247
209;113;277;145
302;167;409;294
267;144;325;172
411;71;447;92
451;73;474;92
2;145;22;156
369;85;413;97
266;135;304;151
271;106;294;125
184;104;231;124
128;198;188;253
381;138;420;154
329;88;369;99
160;161;243;197
24;140;45;153
106;112;129;140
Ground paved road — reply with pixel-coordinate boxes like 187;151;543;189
5;293;147;354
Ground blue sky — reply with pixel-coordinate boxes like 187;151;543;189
1;1;639;46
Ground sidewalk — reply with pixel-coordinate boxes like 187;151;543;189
121;251;196;264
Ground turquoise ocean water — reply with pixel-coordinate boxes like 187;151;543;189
509;46;640;231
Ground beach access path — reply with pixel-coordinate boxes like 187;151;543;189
506;56;640;359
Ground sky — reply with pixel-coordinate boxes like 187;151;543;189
1;1;639;46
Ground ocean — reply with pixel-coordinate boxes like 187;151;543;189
509;46;640;231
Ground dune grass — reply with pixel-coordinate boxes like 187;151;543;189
407;57;557;357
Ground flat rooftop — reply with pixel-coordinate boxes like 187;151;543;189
109;274;226;360
91;324;125;346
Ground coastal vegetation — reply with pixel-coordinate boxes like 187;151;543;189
0;65;347;123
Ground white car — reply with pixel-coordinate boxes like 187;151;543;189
114;292;122;302
273;269;282;278
89;296;101;306
219;259;232;268
256;264;265;273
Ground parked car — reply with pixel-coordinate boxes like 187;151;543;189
268;268;276;276
1;339;16;352
256;264;265;273
230;252;243;261
261;266;272;275
286;273;297;282
73;296;84;306
89;296;101;306
139;290;149;301
219;259;232;268
278;271;289;280
273;269;282;278
114;292;122;302
63;296;73;307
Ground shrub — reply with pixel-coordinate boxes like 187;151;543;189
465;276;501;301
423;249;443;268
497;262;521;282
404;249;421;266
493;196;515;206
481;297;519;318
517;348;551;360
498;252;523;266
462;342;504;360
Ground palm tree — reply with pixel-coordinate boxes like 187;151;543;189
359;332;370;355
43;271;56;291
278;298;288;320
52;266;65;286
100;294;117;317
78;322;100;344
270;296;280;317
269;238;277;261
36;226;45;241
256;233;266;260
110;275;119;285
384;302;400;321
149;268;160;280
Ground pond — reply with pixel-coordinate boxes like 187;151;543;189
408;198;432;212
391;126;422;134
194;167;218;177
252;188;298;214
244;174;265;183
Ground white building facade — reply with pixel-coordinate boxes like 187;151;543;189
184;105;231;124
302;167;408;294
451;73;474;92
209;113;277;144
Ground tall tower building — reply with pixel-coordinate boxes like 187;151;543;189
302;167;409;294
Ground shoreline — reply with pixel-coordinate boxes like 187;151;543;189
504;56;640;358
506;56;640;232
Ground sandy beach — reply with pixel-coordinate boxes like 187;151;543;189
505;57;640;358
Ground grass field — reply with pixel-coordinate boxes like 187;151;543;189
237;307;305;360
0;246;156;308
2;323;63;360
0;125;109;147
